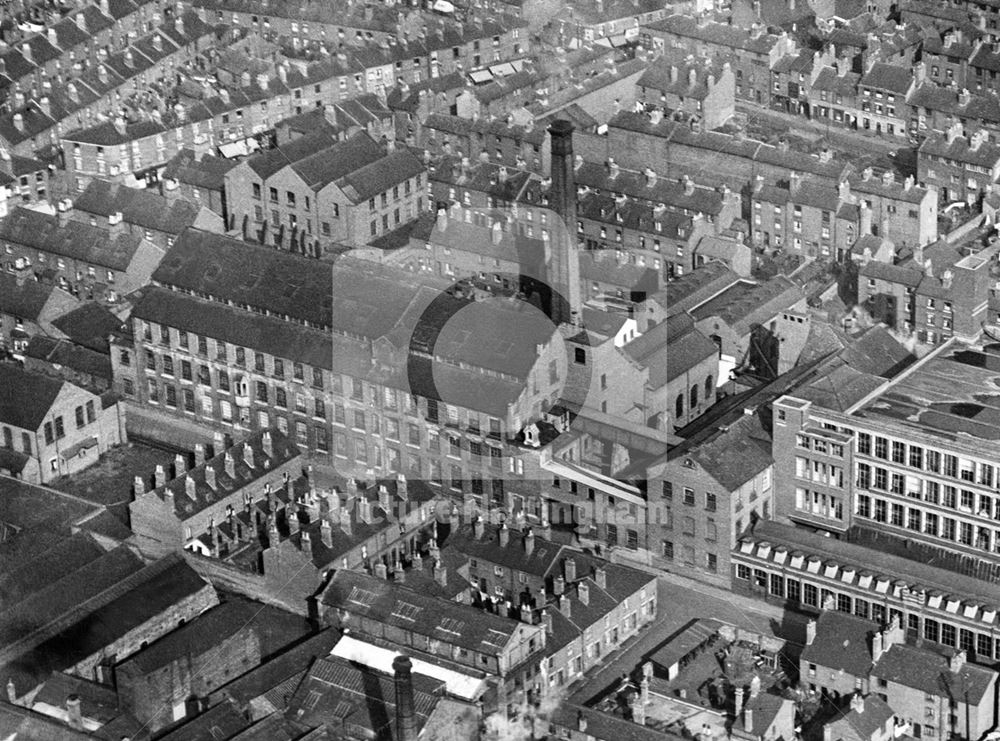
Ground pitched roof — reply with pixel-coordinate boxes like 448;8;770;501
119;598;306;675
669;412;773;490
285;655;444;736
859;62;913;93
690;276;803;335
144;429;301;522
72;179;206;236
335;147;426;203
24;337;112;385
5;553;211;686
447;522;566;577
207;628;340;708
872;643;996;704
151;228;337;329
0;207;149;271
161;148;237;190
919;131;1000;168
800;610;877;676
0;363;64;430
0;273;56;321
623;313;717;387
288;131;385;192
321;569;532;656
826;694;894;741
50;302;121;354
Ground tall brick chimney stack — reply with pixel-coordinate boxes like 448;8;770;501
393;655;418;741
547;119;582;326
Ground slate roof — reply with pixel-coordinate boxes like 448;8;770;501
859;260;923;286
643;14;783;54
161;148;237;191
919;131;1000;168
321;569;529;656
151;228;337;329
0;207;146;271
550;702;667;740
0;363;63;431
800;610;877;676
50;302;121;354
6;553;210;687
288;131;385;192
285;655;444;737
872;643;996;704
669;411;773;490
860;62;914;94
131;285;340;372
741;690;792;737
827;694;894;741
156;698;250;741
0;704;92;740
32;671;121;725
690;276;803;335
0;545;145;672
281;479;440;571
242;130;338;179
574;161;727;216
337;148;426;203
849;174;928;203
145;429;301;522
650;262;740;316
623;313;717;387
120;597;306;675
24;337;112;385
0;273;55;321
447;523;566;578
72;179;205;236
208;628;340;708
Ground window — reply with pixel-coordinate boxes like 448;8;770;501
706;492;717;511
683;488;695;505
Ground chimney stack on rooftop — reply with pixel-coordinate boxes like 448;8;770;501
154;464;166;489
65;695;83;731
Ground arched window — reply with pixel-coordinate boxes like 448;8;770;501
705;375;714;399
675;394;684;419
690;384;699;409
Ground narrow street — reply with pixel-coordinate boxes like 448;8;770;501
737;102;907;156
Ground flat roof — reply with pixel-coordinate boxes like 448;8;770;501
853;342;1000;442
